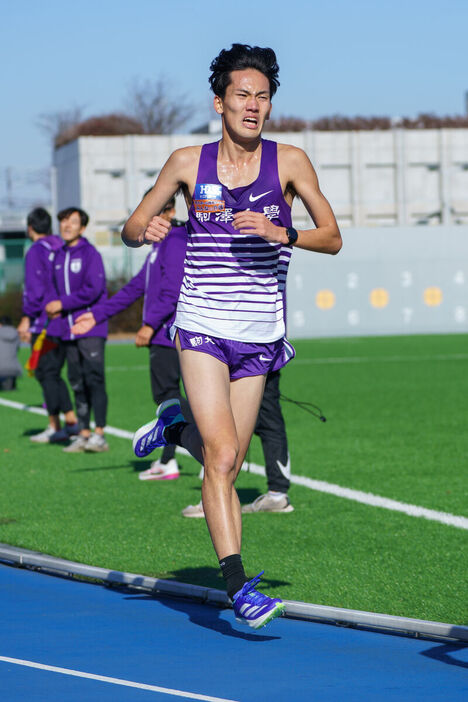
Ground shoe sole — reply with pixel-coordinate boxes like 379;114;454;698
85;447;109;453
181;510;205;518
235;601;285;629
139;472;179;481
242;505;294;514
133;418;158;457
133;399;182;458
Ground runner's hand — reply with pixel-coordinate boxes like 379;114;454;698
139;215;172;245
233;211;288;244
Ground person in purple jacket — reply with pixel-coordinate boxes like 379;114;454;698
72;215;193;478
17;207;79;443
45;207;109;453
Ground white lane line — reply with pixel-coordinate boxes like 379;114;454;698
257;466;468;530
1;397;467;531
293;353;468;365
0;656;239;701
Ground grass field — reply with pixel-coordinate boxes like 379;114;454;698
1;334;467;625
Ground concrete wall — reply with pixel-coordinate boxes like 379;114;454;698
51;129;468;339
95;225;468;339
287;226;468;338
53;128;468;245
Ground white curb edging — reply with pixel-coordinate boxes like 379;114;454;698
0;543;466;642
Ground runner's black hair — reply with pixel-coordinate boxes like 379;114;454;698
209;44;280;99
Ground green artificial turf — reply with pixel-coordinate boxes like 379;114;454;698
0;334;467;625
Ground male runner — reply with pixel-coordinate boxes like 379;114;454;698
122;44;342;629
18;207;79;442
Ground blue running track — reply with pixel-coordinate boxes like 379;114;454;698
0;564;466;701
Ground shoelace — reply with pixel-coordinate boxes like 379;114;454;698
238;570;266;602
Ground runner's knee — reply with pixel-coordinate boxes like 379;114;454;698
203;443;239;478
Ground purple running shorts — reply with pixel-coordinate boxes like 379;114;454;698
175;327;295;380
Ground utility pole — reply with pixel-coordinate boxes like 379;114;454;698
5;167;13;209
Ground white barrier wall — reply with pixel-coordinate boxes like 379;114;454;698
54;128;468;245
99;225;468;339
286;226;468;338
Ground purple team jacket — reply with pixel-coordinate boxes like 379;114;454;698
48;237;108;340
91;225;187;348
22;234;63;334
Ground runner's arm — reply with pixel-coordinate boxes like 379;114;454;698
233;146;342;254
121;148;195;248
286;147;342;254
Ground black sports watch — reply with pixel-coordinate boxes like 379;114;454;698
286;226;298;247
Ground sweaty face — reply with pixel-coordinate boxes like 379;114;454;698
215;69;272;138
60;212;85;245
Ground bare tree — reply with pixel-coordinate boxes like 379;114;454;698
265;116;311;132
265;113;468;132
54;114;144;147
36;106;85;146
124;77;194;134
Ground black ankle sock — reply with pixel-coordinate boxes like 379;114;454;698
163;421;188;446
219;554;248;600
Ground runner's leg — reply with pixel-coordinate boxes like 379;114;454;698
178;346;265;559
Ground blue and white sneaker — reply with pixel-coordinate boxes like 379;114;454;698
133;399;185;458
232;571;285;630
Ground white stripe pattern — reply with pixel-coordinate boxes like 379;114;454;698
175;232;292;342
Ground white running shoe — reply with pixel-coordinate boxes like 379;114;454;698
85;433;109;453
63;435;89;453
30;426;55;444
241;493;294;513
138;458;179;481
181;500;204;518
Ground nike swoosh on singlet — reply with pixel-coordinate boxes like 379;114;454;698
249;190;273;202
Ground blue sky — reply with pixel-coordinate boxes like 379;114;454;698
0;0;466;208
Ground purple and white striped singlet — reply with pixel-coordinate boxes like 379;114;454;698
173;139;293;343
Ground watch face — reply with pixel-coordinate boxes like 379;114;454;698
287;227;298;245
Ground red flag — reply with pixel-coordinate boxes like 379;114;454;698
25;327;58;376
